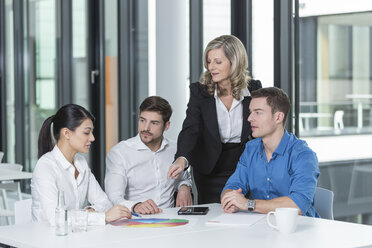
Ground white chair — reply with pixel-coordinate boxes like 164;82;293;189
0;163;24;224
0;151;4;162
14;199;32;225
314;187;334;220
333;110;344;133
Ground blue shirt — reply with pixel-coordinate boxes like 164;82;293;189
223;130;320;217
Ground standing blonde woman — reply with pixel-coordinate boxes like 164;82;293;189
168;35;262;204
31;104;131;225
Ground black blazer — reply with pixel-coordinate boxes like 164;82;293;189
175;80;262;175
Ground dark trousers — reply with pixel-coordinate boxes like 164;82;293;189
193;143;242;204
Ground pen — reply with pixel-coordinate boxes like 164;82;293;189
131;212;142;218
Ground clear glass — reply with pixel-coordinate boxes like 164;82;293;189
104;0;119;153
299;0;372;225
72;0;90;109
55;191;68;236
299;12;372;136
299;3;372;137
70;209;88;232
252;0;274;86
5;0;15;163
203;0;231;49
25;0;58;171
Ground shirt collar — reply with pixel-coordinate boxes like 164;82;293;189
213;87;250;102
258;129;289;158
133;134;168;152
273;130;290;156
240;87;250;100
51;145;86;175
52;145;73;170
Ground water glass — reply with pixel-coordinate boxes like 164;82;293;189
70;209;88;232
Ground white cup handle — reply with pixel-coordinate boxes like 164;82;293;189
267;211;278;230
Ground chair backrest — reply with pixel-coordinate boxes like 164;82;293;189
14;199;32;225
334;110;344;130
0;151;4;162
314;187;334;220
0;163;23;171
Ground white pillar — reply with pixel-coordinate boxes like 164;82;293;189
153;0;189;141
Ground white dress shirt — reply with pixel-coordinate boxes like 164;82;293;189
31;145;112;226
214;87;250;143
105;135;192;210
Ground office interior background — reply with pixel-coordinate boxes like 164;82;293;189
0;0;372;225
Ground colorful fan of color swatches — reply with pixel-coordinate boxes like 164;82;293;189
110;218;189;228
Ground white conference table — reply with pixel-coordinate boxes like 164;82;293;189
1;203;372;248
0;168;33;181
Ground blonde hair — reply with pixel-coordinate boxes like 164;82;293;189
200;35;251;100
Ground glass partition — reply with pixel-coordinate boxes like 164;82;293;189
72;0;89;109
5;0;15;163
252;0;274;86
104;0;119;153
299;7;372;136
203;0;231;49
299;0;372;225
25;0;58;171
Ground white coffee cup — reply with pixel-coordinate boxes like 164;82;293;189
266;208;299;234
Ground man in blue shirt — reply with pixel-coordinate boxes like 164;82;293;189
221;87;319;217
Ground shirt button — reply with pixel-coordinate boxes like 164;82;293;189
267;195;270;199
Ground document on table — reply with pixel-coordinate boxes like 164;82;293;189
207;212;265;226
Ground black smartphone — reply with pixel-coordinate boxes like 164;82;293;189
177;207;209;215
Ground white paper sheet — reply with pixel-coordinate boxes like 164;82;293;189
207;212;265;226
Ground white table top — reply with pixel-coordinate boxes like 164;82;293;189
303;134;372;163
0;168;33;181
346;94;372;99
299;113;332;118
1;203;372;248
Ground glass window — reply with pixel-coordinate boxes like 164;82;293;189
5;0;15;163
104;0;119;153
203;0;231;49
72;0;89;109
299;0;372;225
299;12;372;136
252;0;274;87
25;0;58;171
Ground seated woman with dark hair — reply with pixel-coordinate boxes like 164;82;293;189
31;104;131;225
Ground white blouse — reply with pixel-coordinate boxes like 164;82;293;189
214;87;250;143
31;145;112;226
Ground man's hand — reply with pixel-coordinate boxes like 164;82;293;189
105;205;132;223
176;185;193;207
133;199;162;214
167;157;186;180
221;188;248;213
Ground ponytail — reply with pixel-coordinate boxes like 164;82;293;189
37;104;95;159
38;115;55;159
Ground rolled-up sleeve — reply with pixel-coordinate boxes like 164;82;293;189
288;150;319;216
176;169;192;190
